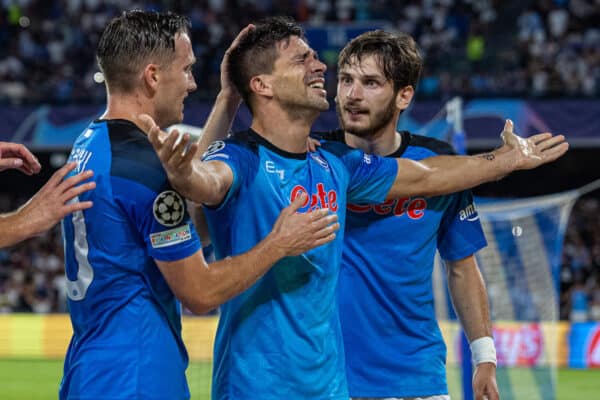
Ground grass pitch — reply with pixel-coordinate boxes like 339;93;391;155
0;359;597;399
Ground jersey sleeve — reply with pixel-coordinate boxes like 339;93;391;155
437;190;488;261
112;176;202;262
201;139;253;209
338;147;399;204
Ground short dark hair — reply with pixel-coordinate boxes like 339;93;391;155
228;16;304;113
96;10;191;93
338;30;423;92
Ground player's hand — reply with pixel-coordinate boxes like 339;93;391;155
473;362;499;400
19;162;95;236
220;24;255;103
270;193;339;257
306;137;321;152
499;119;568;170
138;113;199;195
0;141;42;175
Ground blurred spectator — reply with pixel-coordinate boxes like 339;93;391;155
560;196;600;322
1;0;597;103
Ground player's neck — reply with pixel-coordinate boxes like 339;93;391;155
250;105;316;154
101;93;158;132
345;127;402;157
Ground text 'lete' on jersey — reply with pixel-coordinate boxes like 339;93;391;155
201;129;398;400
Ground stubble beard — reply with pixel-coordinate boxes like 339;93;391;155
336;96;396;139
280;89;330;121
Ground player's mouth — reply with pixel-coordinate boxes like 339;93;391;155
344;107;368;119
307;78;327;96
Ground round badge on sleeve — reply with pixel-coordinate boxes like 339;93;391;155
202;140;225;158
153;190;185;227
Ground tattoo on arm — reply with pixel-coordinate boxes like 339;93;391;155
477;153;495;161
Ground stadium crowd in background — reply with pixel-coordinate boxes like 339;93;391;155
0;0;598;103
560;196;600;322
0;1;598;321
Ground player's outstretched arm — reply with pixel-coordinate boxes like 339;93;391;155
386;120;569;199
198;24;255;155
0;163;95;248
0;141;42;175
447;256;499;400
138;113;231;206
156;193;339;314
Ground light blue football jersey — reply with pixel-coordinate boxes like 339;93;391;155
202;129;398;400
60;119;201;400
332;130;488;398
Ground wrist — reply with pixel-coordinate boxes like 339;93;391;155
2;207;35;245
216;89;242;109
261;232;288;260
490;147;517;177
470;336;497;366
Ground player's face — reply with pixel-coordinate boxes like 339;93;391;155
336;55;398;138
269;36;329;112
155;33;197;127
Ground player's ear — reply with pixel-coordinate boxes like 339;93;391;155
143;63;160;94
250;74;274;99
395;85;414;112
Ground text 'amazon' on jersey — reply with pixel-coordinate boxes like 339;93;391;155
331;130;488;398
60;119;201;400
201;129;398;400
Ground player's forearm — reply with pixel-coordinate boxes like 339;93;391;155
418;150;514;197
447;256;493;341
187;234;287;314
173;160;228;206
0;209;36;248
388;149;513;199
198;90;240;155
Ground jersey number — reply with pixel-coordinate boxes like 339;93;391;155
64;197;94;301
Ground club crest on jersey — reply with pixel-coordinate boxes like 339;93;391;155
290;183;338;212
348;197;427;219
459;203;479;221
310;153;330;171
202;140;225;158
153;190;185;227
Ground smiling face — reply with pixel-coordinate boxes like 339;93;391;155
269;35;329;113
154;33;197;127
336;54;399;138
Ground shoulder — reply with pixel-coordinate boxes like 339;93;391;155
405;132;456;156
318;139;360;158
202;129;258;161
104;119;169;193
310;129;345;143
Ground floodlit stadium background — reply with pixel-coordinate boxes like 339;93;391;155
1;1;600;399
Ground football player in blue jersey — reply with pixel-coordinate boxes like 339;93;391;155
330;31;498;400
139;17;567;400
59;11;339;400
0;142;94;248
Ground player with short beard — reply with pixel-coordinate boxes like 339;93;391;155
329;30;499;400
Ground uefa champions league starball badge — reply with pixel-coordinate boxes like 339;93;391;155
153;190;185;227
